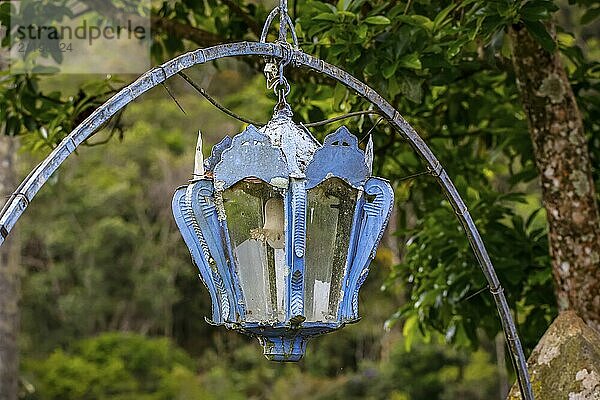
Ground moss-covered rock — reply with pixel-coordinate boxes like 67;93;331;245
508;311;600;400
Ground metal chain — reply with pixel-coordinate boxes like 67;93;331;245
261;0;299;114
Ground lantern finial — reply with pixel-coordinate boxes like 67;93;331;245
366;134;374;175
193;130;204;179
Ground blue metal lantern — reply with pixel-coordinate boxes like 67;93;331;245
0;0;535;392
172;105;394;361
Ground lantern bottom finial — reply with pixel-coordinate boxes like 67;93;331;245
258;335;308;362
236;322;353;362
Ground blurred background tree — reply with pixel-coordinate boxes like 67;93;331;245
0;0;599;399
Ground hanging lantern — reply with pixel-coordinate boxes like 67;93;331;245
172;105;393;361
0;0;534;394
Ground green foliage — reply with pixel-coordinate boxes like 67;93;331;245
3;2;600;397
0;73;117;147
18;94;238;353
391;192;554;350
22;332;209;400
293;0;598;351
360;344;498;400
296;2;515;350
23;329;500;400
17;142;502;399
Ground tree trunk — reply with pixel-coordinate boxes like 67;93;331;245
510;23;600;331
0;135;20;400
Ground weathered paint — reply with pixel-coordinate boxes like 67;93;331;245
172;114;393;361
0;41;533;398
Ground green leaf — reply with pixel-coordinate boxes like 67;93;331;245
336;0;349;11
310;1;336;13
0;2;12;26
364;16;391;25
402;315;419;351
469;16;484;41
398;53;422;70
364;60;378;77
399;76;423;103
433;3;457;31
332;83;347;110
348;46;361;62
313;12;338;22
523;20;556;52
581;7;600;25
520;1;559;21
356;24;368;40
337;10;356;19
31;65;60;74
388;76;401;98
396;15;434;32
382;62;397;79
525;208;544;230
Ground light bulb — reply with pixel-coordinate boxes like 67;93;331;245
263;198;284;249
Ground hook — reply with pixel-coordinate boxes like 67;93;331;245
259;0;299;49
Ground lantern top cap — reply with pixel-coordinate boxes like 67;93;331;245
259;110;320;177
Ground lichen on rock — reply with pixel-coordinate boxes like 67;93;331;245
568;369;600;400
507;311;600;400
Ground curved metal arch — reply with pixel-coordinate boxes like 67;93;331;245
0;41;534;399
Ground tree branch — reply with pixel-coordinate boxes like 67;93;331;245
220;0;262;38
79;0;227;48
150;16;224;47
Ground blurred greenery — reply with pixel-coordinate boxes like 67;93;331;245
22;333;203;400
1;0;599;398
17;95;503;399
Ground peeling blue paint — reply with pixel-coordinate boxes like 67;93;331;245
173;119;393;360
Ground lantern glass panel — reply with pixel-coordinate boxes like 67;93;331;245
223;181;286;322
305;178;358;321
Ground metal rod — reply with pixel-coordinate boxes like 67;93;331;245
0;42;534;400
178;71;263;126
279;0;288;43
305;110;382;127
359;116;384;142
397;170;431;182
260;8;279;43
162;83;187;115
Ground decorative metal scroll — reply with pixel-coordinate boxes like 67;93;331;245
0;41;534;400
213;125;289;190
172;118;394;361
339;177;394;320
204;136;232;172
305;126;370;190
